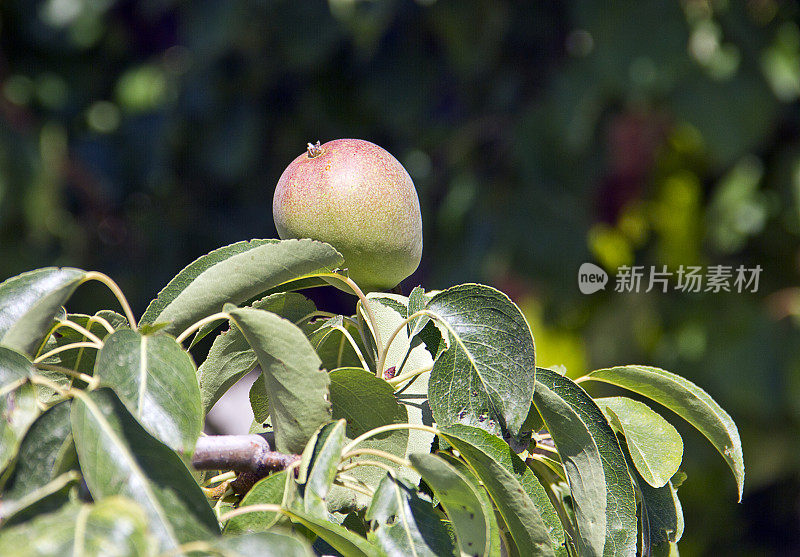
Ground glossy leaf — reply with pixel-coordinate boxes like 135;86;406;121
409;453;492;557
440;424;565;556
198;292;316;414
3;401;75;501
0;267;87;356
329;367;408;512
140;238;342;334
224;471;289;534
93;329;202;455
211;531;315;557
426;284;536;437
596;397;683;488
71;389;218;551
0;497;153;556
227;306;331;454
586;365;744;501
533;368;638;557
366;473;456;557
0;382;39;475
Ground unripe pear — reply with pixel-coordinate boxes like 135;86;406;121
273;139;423;292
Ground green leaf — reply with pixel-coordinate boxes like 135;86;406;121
595;397;683;489
224;471;290;534
0;381;39;476
409;453;493;557
533;368;637;557
586;365;744;501
434;452;501;557
140;239;343;334
3;401;76;501
211;531;315;557
329;367;408;512
93;329;202;455
0;267;87;356
227;306;331;454
298;420;347;515
37;312;127;376
426;284;536;437
282;505;385;557
198;292;316;414
361;295;435;473
366;473;457;557
304;315;370;372
0;497;154;556
0;471;81;526
440;424;565;556
639;476;684;554
71;389;218;551
0;345;33;389
250;372;270;423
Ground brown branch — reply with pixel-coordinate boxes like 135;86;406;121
192;434;300;495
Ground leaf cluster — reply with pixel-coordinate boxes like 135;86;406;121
0;239;743;555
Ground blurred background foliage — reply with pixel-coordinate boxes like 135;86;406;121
1;0;799;553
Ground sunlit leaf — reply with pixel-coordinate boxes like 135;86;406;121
227;306;331;454
586;365;744;501
3;401;76;501
224;471;289;534
198;292;316;414
329;367;408;512
426;284;536;437
140;239;342;335
409;452;493;557
366;473;456;557
595;397;683;488
0;268;87;356
440;424;565;556
533;368;637;557
0;381;39;476
71;389;218;551
298;420;347;516
94;329;202;455
211;531;315;557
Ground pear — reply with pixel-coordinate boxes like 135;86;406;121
273;139;422;292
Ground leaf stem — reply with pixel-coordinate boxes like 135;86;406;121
375;309;437;379
334;478;375;498
338;459;398;475
329;324;370;371
33;341;102;364
293;311;338;325
386;364;433;386
82;272;137;330
315;273;381;365
340;448;411;468
87;314;115;335
35;363;98;389
204;471;237;486
52;318;104;347
29;374;72;396
175;312;230;344
218;503;285;523
342;423;440;454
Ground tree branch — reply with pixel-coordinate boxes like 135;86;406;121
192;434;300;494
